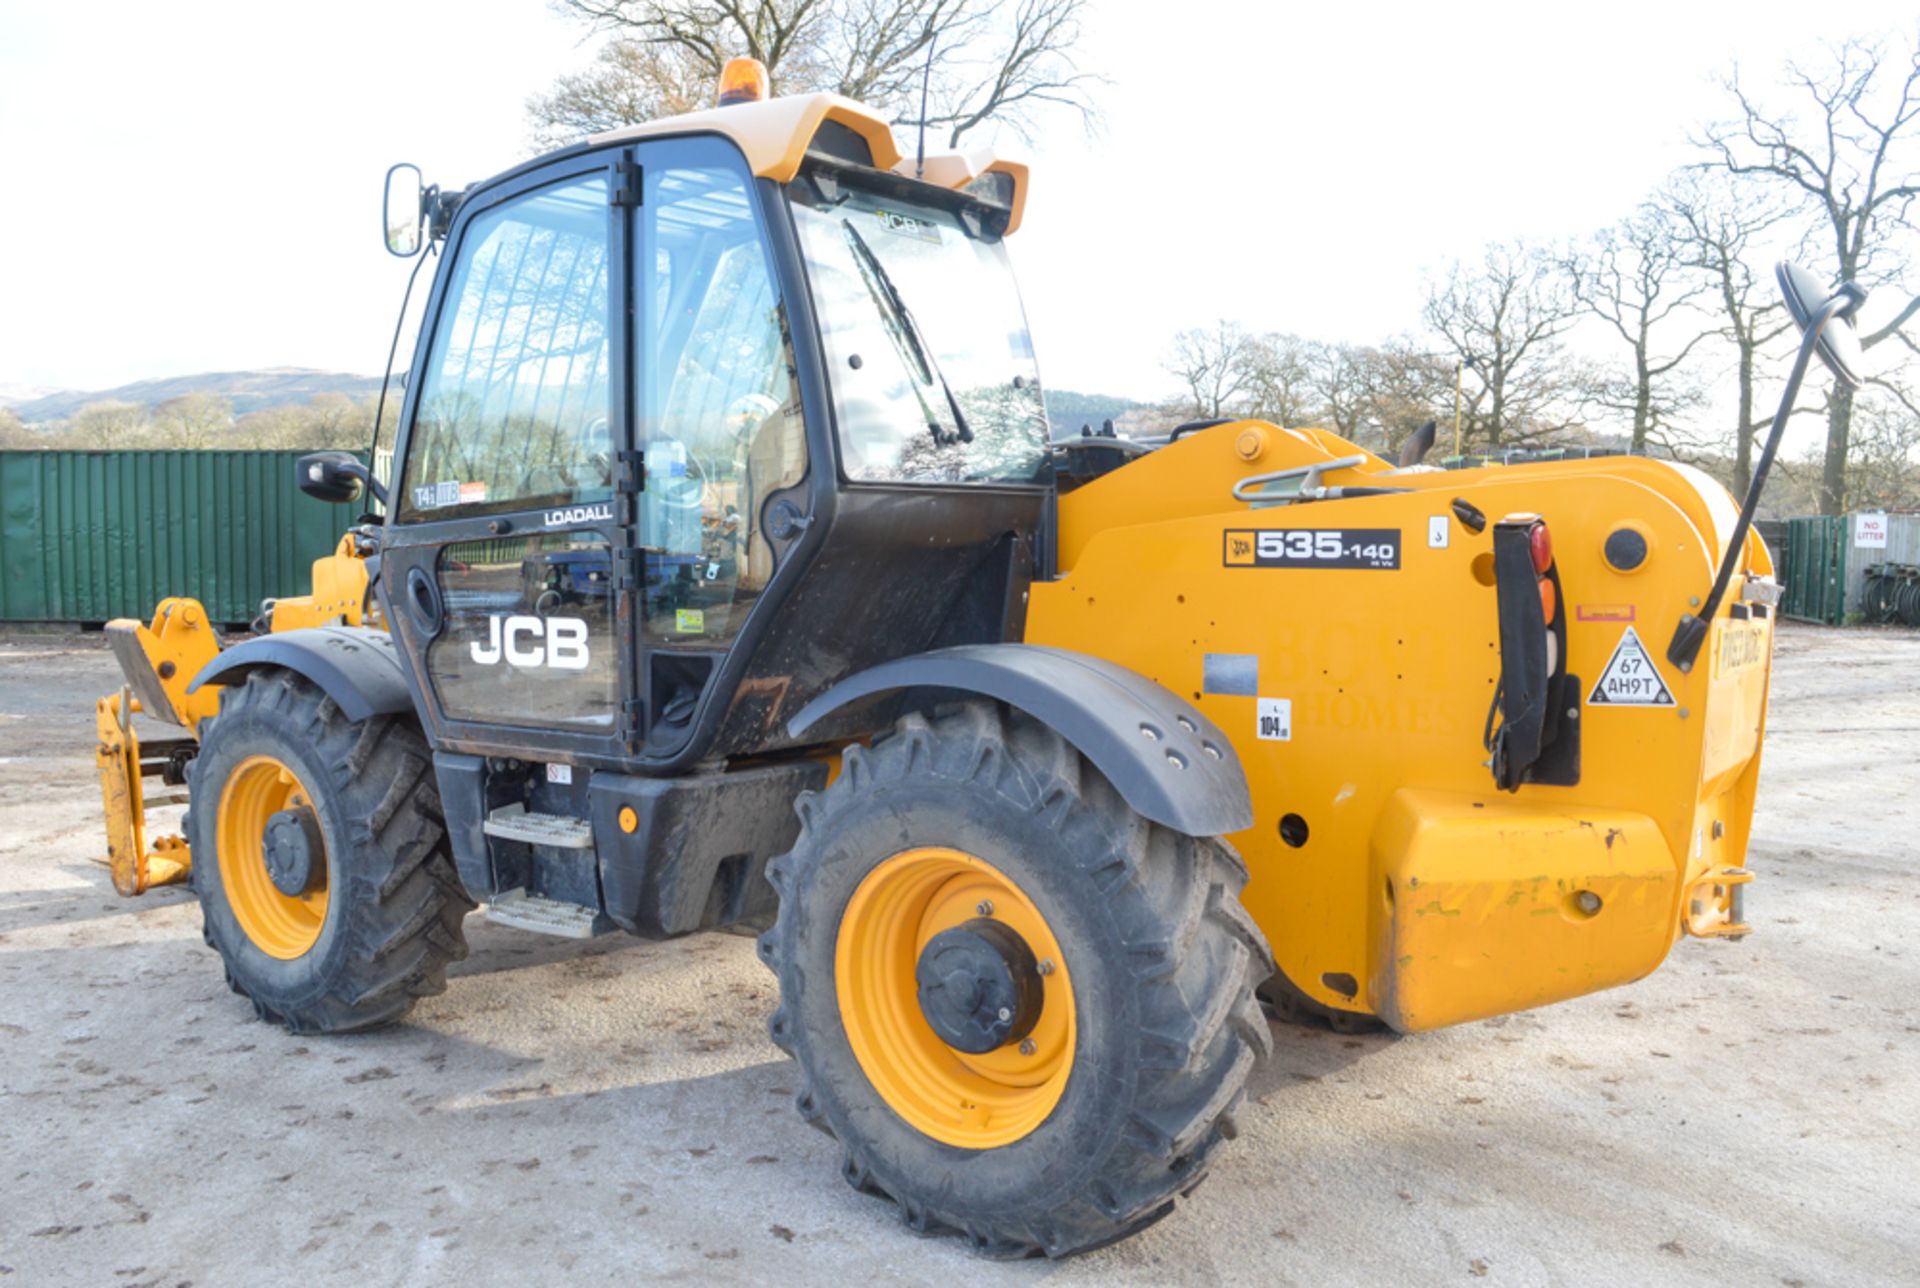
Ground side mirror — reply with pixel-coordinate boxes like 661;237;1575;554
297;451;378;505
1776;262;1866;389
384;162;425;257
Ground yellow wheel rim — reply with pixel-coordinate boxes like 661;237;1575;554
216;754;329;959
835;847;1075;1150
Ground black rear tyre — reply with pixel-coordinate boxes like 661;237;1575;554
759;703;1273;1258
188;669;472;1034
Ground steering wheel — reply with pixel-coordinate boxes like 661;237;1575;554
649;429;710;514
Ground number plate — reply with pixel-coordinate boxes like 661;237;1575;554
1223;528;1401;570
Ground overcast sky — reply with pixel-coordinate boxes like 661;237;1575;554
0;0;1912;409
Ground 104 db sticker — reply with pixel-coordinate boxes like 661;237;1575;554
1224;528;1401;570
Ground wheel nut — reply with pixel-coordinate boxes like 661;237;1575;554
996;1007;1012;1022
976;899;994;916
1576;890;1602;915
1037;959;1055;976
1019;1039;1036;1056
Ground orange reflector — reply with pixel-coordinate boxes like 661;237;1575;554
1539;577;1558;624
1529;522;1553;575
717;56;769;106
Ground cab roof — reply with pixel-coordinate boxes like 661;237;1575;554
587;91;1029;234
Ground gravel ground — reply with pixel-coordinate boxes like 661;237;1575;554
0;623;1914;1286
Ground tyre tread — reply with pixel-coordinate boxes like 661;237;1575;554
760;701;1271;1258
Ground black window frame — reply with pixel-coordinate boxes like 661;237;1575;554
379;150;639;767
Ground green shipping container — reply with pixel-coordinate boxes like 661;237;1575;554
0;451;365;627
1780;514;1848;625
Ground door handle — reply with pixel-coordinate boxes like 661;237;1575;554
405;566;443;636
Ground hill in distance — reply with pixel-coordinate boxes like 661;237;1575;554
1044;389;1147;435
0;382;72;410
11;367;387;422
11;366;1145;436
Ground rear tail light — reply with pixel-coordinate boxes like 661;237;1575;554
1529;523;1554;575
1487;514;1574;792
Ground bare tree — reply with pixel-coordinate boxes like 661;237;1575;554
1165;321;1253;420
528;39;710;150
0;406;37;449
231;395;378;451
1422;242;1584;450
1842;387;1920;509
536;0;1096;148
1239;333;1318;427
1300;341;1367;442
1664;171;1798;493
1567;202;1714;455
1699;34;1920;512
1353;339;1456;457
65;400;150;449
151;393;234;449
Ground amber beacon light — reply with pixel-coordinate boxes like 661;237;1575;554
717;56;769;106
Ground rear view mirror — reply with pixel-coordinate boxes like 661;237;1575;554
1776;262;1866;388
384;162;424;257
297;451;373;505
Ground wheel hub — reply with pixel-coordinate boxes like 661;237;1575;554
262;806;322;897
915;917;1043;1054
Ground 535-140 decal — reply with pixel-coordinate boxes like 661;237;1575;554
1223;528;1401;570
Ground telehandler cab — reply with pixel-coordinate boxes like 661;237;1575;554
93;58;1864;1257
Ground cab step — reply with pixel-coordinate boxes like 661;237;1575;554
484;887;612;939
482;803;594;849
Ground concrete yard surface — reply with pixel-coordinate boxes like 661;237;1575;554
0;623;1914;1285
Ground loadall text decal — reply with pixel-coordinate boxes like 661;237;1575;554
470;615;591;670
1224;529;1401;570
545;503;613;528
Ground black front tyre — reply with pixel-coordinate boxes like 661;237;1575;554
759;703;1273;1258
188;669;472;1034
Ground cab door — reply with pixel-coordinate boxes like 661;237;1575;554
381;155;639;763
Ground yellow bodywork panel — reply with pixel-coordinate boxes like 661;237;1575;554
1026;422;1774;1031
1369;790;1674;1031
96;537;374;896
94;690;191;895
262;534;373;632
590;92;1030;233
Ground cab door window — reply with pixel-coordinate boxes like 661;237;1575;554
400;175;614;521
636;143;807;645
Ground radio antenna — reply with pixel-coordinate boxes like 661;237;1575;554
915;33;936;179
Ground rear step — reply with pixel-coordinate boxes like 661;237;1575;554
482;803;594;849
484;887;612;939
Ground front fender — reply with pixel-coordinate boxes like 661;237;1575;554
187;626;413;724
789;644;1252;837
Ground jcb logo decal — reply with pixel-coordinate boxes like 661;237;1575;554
471;615;590;670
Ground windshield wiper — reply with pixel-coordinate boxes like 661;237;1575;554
841;220;972;445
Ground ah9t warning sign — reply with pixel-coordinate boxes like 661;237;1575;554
1588;626;1675;707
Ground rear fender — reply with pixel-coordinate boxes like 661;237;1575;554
788;643;1252;837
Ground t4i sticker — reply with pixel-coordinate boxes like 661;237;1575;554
1588;626;1675;707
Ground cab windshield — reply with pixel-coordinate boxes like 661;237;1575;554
790;175;1050;485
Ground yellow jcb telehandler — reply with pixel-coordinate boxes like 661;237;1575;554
93;57;1865;1257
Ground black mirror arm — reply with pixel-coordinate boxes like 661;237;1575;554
1666;288;1851;671
358;461;389;509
